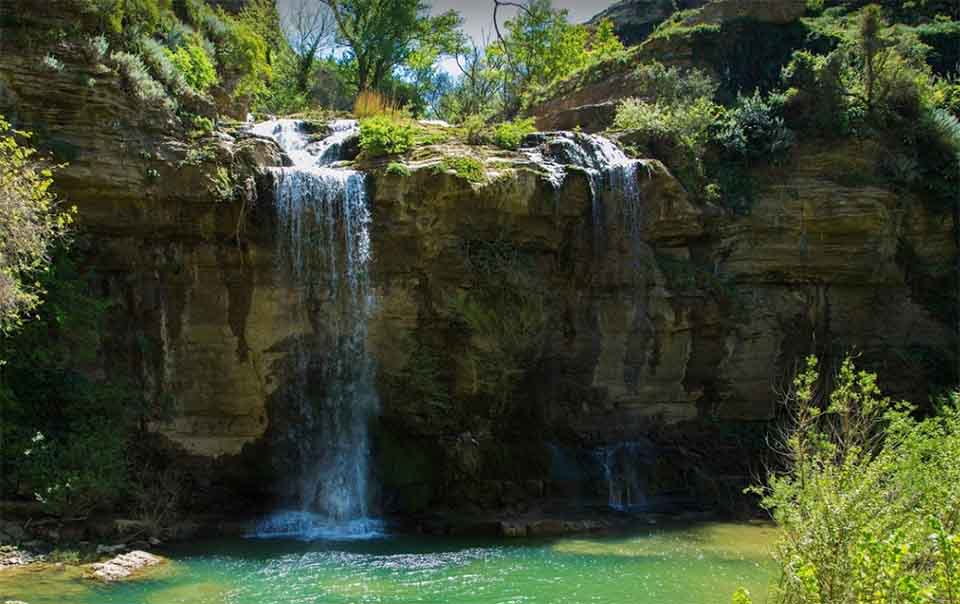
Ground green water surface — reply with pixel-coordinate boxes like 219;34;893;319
0;522;776;604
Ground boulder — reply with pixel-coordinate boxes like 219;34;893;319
90;551;164;582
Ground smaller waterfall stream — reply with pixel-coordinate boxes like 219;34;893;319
249;118;383;540
522;132;650;261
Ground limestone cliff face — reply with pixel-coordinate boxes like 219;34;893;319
1;0;954;515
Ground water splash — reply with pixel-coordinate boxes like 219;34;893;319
250;118;381;540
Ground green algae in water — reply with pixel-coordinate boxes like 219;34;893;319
0;522;776;604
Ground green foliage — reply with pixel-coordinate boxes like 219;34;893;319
111;50;176;111
781;49;855;135
751;356;960;604
323;0;445;94
915;17;960;75
615;97;724;153
79;0;172;39
732;588;754;604
0;253;144;517
716;91;795;160
204;9;271;102
492;118;536;150
632;62;718;104
359;115;416;157
0;118;73;334
487;1;624;113
435;156;485;183
139;36;191;97
164;36;218;93
385;161;411;177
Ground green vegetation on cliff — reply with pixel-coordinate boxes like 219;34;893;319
0;118;73;334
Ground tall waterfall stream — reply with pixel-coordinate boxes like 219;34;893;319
248;118;383;539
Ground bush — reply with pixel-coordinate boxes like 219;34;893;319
139;36;190;96
631;62;719;104
359;115;416;157
436;156;485;183
716;91;795;160
164;36;218;93
0;118;72;334
0;253;145;518
492;118;536;150
781;49;854;135
385;162;411;177
748;356;960;604
110;50;176;111
614;96;724;154
462;115;489;145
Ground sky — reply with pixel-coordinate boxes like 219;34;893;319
277;0;618;73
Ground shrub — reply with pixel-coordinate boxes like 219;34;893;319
110;50;176;111
462;115;489;145
139;36;190;96
164;37;218;93
492;118;536;150
614;96;724;154
0;118;72;334
436;156;485;183
0;253;145;518
781;49;854;135
359;115;416;157
385;162;411;177
716;91;795;161
84;35;110;63
749;356;960;604
631;62;718;104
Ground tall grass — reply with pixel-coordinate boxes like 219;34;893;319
353;90;406;120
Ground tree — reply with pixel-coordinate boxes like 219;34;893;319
489;0;623;114
0;117;72;335
321;0;460;91
282;0;337;94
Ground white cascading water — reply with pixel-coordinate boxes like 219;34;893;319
248;118;383;540
522;132;650;260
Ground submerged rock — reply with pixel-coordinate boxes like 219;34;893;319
90;551;164;582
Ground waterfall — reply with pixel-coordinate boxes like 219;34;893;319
595;441;652;512
521;132;649;260
248;118;383;540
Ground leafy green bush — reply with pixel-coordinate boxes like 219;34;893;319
139;36;190;96
716;92;795;160
436;156;485;183
385;162;411;177
492;118;536;150
111;50;176;110
1;253;145;517
748;356;960;604
0;118;72;334
359;115;416;157
614;97;724;154
164;36;218;93
462;115;488;145
631;62;719;104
